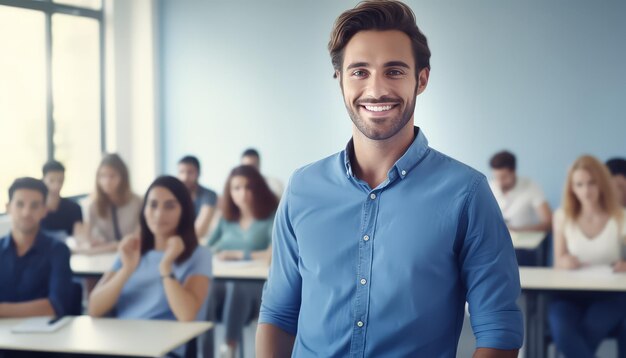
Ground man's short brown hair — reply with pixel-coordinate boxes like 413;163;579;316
490;151;517;171
328;0;431;79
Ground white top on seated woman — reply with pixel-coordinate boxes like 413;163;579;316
553;155;626;271
88;175;212;323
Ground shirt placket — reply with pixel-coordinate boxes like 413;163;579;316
350;189;380;357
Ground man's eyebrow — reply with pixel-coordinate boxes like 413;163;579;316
345;61;411;70
384;61;410;69
346;62;369;70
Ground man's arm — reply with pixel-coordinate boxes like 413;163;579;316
256;323;296;358
194;205;216;239
0;299;55;317
459;176;524;354
256;174;302;356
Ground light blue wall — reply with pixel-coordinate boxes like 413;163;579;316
159;0;626;207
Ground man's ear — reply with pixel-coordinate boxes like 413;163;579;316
335;70;343;90
416;68;430;95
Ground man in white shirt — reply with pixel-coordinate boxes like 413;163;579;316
489;151;552;232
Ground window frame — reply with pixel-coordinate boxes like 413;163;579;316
0;0;106;160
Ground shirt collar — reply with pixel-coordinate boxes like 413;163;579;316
2;230;46;254
0;233;10;251
343;126;430;181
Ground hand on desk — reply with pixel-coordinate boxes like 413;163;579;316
613;260;626;273
557;255;583;270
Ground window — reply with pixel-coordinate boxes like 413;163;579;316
0;0;104;209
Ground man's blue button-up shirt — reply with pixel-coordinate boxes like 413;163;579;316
0;230;73;316
259;128;523;357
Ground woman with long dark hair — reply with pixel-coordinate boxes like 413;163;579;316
205;165;278;358
88;176;212;355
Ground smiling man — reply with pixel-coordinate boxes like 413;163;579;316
256;1;523;357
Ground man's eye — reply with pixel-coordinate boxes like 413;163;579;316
352;70;367;77
388;69;404;76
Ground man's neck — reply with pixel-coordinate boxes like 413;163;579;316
351;124;415;189
47;194;61;211
11;229;38;257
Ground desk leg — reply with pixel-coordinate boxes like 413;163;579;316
524;290;546;358
537;293;547;358
524;291;535;358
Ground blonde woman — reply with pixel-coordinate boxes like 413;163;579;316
77;154;142;254
549;155;626;357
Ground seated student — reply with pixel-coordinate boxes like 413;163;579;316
79;153;141;254
88;176;212;356
489;150;552;232
0;177;73;318
607;158;626;207
40;160;83;238
550;155;626;357
241;148;284;199
177;155;217;239
203;165;278;358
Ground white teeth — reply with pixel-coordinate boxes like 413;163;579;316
364;105;394;112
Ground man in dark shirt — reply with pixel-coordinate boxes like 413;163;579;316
0;177;73;318
177;155;217;238
40;160;83;237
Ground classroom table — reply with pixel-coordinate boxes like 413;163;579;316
212;258;269;281
511;231;548;266
70;252;117;277
71;253;270;281
519;266;626;358
0;315;212;357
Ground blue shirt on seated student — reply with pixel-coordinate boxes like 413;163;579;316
111;246;212;320
0;177;73;318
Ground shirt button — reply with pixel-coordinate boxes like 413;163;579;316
360;278;367;285
357;321;364;327
363;235;370;241
401;170;407;176
370;193;376;200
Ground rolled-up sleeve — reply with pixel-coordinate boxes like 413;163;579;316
258;175;302;335
48;242;73;317
459;175;523;349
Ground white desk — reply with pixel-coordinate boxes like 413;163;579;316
519;267;626;358
71;253;270;281
520;266;626;292
0;316;212;357
510;231;547;250
71;253;117;277
212;259;269;281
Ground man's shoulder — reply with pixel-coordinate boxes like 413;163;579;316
37;231;71;256
198;185;217;198
426;148;486;184
516;177;544;195
290;151;344;185
60;198;82;212
0;234;10;252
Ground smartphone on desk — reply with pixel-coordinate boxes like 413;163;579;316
11;316;71;333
